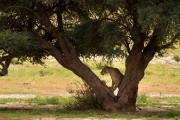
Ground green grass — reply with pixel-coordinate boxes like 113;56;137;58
9;64;78;79
159;111;180;119
0;96;69;105
28;96;67;105
142;64;180;84
0;109;179;120
0;109;177;120
4;57;180;81
137;94;180;108
0;95;179;109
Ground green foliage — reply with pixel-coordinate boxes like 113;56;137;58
173;55;180;62
69;20;127;58
0;30;33;55
137;0;180;48
0;0;179;61
0;30;48;64
66;82;101;110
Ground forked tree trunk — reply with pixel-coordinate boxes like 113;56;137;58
36;4;156;111
117;70;144;111
42;30;155;111
42;36;155;111
116;43;156;111
52;46;153;111
44;30;155;111
53;52;118;111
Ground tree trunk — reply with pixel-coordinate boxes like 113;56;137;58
0;56;12;76
116;47;146;111
54;53;118;111
116;43;156;111
118;73;143;111
117;71;144;111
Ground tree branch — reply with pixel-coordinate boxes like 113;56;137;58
157;32;180;51
124;40;131;54
7;6;41;20
0;57;5;68
33;36;68;67
36;3;77;58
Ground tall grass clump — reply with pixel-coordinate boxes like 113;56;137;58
66;82;101;110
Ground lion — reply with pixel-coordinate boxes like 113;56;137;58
100;66;124;91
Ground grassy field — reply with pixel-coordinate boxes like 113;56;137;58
0;50;180;119
0;56;179;95
0;109;179;120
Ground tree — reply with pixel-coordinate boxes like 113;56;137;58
0;0;179;111
0;30;30;76
0;30;48;76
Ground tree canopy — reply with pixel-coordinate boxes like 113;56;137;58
0;0;179;111
0;0;179;59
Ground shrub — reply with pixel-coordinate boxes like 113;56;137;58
173;55;180;62
66;82;101;110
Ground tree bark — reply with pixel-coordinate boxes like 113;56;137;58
117;55;144;111
116;40;157;111
0;56;12;76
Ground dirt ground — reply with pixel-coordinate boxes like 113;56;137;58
139;83;180;95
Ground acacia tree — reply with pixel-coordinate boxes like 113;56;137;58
0;0;179;111
0;30;48;76
0;31;28;76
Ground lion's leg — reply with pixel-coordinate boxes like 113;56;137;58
109;81;115;91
